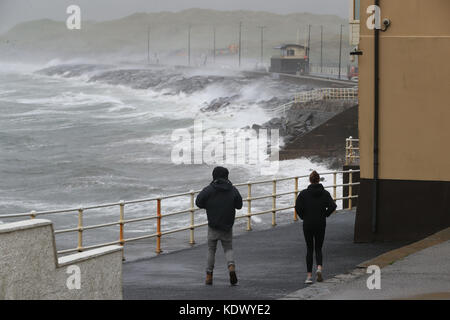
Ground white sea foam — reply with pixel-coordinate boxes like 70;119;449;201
0;90;16;96
0;61;40;74
15;91;125;107
107;105;137;112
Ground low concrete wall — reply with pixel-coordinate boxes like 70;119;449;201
0;219;123;300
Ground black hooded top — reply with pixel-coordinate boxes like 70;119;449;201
196;178;243;231
295;183;337;227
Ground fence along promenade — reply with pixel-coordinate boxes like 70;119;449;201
294;88;358;104
345;137;360;165
0;169;360;257
268;87;358;117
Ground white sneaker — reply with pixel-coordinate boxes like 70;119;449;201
305;277;313;284
316;269;323;282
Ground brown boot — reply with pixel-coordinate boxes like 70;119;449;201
205;272;213;285
228;264;238;286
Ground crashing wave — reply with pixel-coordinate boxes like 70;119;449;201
36;63;307;113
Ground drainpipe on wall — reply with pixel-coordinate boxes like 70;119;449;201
372;0;380;233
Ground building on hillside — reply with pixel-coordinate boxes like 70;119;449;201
269;44;309;75
213;44;239;57
349;0;450;242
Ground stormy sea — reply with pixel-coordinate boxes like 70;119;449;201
0;61;342;255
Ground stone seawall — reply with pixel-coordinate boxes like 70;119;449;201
0;219;123;300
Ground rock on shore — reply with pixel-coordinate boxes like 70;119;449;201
251;100;358;168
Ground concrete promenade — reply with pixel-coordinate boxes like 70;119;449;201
319;240;450;299
284;228;450;300
123;210;408;300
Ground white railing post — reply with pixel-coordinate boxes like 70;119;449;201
349;136;354;164
294;177;299;221
119;201;125;245
247;182;252;231
349;170;353;210
345;138;349;165
156;198;162;254
333;172;337;200
119;200;125;261
189;190;195;245
77;207;84;252
272;179;277;226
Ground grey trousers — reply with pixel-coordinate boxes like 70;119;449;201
206;226;235;273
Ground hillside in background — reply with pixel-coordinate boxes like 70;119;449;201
0;8;351;67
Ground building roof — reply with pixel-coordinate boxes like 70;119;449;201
274;44;307;49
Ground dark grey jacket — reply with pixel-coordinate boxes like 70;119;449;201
196;178;243;231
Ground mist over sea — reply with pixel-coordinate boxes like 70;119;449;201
0;61;341;252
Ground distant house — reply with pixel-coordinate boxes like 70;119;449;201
213;44;239;56
269;44;309;75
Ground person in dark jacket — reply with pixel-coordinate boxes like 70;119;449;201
295;170;337;284
196;166;243;286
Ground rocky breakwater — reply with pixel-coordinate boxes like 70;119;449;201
249;99;358;168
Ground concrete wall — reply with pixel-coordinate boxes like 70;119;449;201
354;0;450;241
348;0;360;46
358;0;450;182
0;219;123;300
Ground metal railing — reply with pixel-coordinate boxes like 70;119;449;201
267;87;358;117
345;136;360;165
294;88;358;104
0;169;360;256
267;100;295;117
310;65;348;77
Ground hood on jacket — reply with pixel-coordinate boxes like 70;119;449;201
212;166;229;180
211;178;233;191
307;183;325;197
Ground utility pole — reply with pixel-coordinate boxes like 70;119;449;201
338;24;343;79
213;26;216;64
188;24;191;66
257;26;266;65
238;21;242;68
147;26;151;65
307;24;311;56
320;25;323;73
307;24;311;73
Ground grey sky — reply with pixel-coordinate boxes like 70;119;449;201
0;0;349;33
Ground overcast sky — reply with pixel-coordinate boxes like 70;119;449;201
0;0;349;33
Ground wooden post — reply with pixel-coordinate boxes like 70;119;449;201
349;170;353;209
77;208;83;252
294;177;299;221
272;180;277;226
247;183;252;231
190;191;195;245
156;199;162;254
119;201;125;261
333;172;337;200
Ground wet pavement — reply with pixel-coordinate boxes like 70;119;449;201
123;209;408;300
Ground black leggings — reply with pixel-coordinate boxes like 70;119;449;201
303;225;326;273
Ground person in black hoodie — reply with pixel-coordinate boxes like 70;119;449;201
295;170;337;284
196;166;243;286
